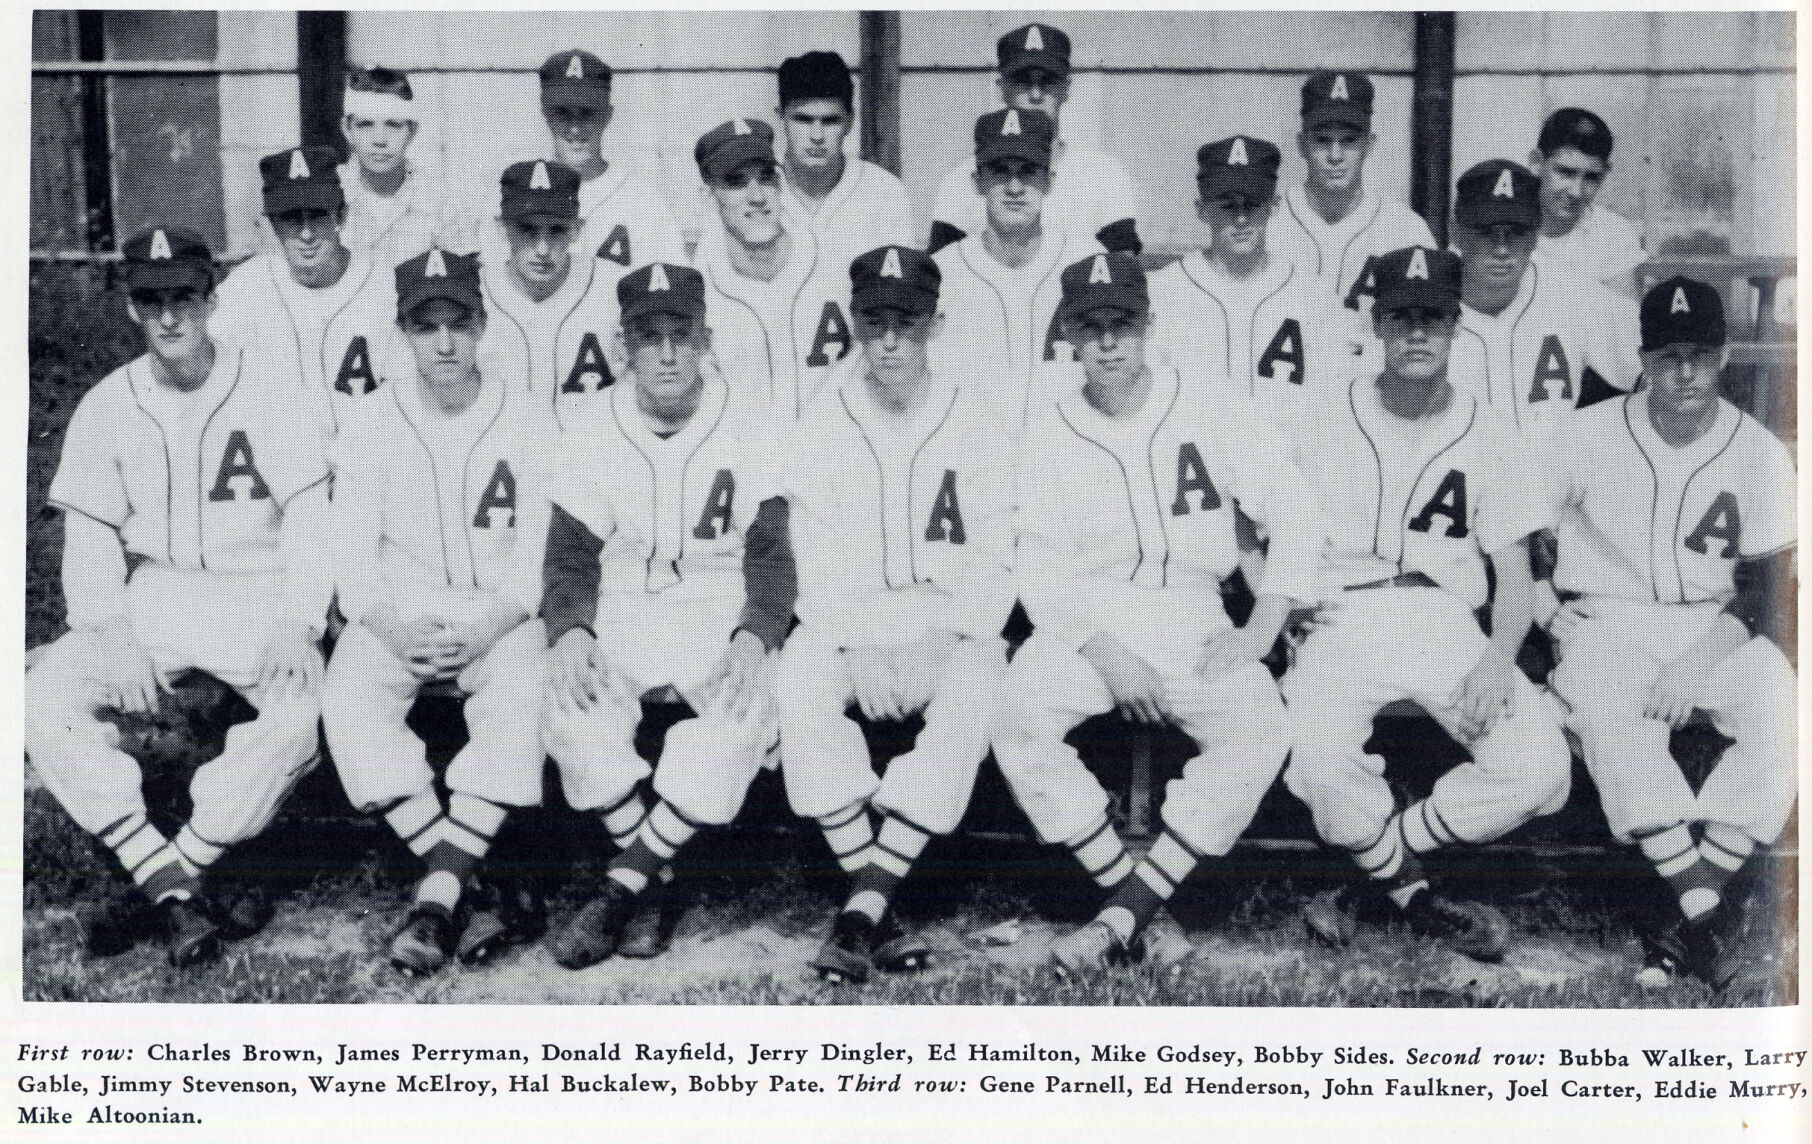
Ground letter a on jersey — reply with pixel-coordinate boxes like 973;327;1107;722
1171;442;1223;515
1528;334;1573;403
1671;287;1691;314
1088;254;1111;284
596;223;631;266
1493;168;1516;198
880;247;904;278
335;335;378;395
1228;137;1250;166
692;469;736;539
1256;318;1306;385
924;469;967;543
207;430;272;502
288;149;311;180
1407;469;1469;537
1684;491;1742;557
149;230;173;260
472;461;517;529
561;332;614;393
806;300;852;367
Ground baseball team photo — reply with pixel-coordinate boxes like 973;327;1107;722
22;8;1800;1007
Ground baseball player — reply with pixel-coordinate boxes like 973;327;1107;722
212;145;398;441
1544;277;1796;990
1444;160;1642;441
337;66;472;269
1147;134;1363;429
932;108;1102;435
1283;246;1573;963
25;227;331;967
1529;108;1646;298
539;262;796;969
776;245;1014;983
993;253;1323;973
775;50;916;276
693;117;852;420
927;22;1139;256
321;248;553;976
1267;71;1437;318
479;159;623;429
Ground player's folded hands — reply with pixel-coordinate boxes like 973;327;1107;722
97;620;168;715
845;645;905;722
700;630;771;723
257;624;324;701
1448;644;1517;741
1546;596;1597;644
547;629;621;713
1644;658;1700;729
1082;634;1167;725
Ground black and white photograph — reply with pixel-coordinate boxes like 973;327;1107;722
19;6;1799;1022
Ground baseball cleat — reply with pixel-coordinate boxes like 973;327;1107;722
1681;913;1741;992
870;912;930;975
617;877;687;960
209;878;274;941
457;878;547;966
158;897;223;969
1401;890;1510;962
1303;884;1365;949
1048;920;1130;978
811;911;875;984
1136;910;1197;970
75;882;156;959
389;904;456;977
1634;920;1688;990
548;881;638;970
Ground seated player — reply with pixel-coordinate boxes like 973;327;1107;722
540;262;795;969
336;66;472;269
25;227;331;967
1529;108;1645;298
777;246;1014;983
993;254;1322;973
213;145;397;440
322;249;553;976
1283;247;1572;962
1544;278;1796;990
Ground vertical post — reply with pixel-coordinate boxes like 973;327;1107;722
76;11;114;252
859;11;902;176
297;12;348;157
1410;12;1456;248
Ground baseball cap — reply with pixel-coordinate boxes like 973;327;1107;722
1538;107;1613;162
540;50;612;111
395;247;483;320
122;226;215;292
1641;276;1725;352
259;146;345;216
1370;246;1463;316
618;262;707;325
974;108;1055;167
778;50;854;110
1196;136;1282;202
1453;160;1541;229
695;118;779;182
997;23;1071;82
850;245;941;318
1300;71;1374;132
499;159;581;224
1058;252;1149;321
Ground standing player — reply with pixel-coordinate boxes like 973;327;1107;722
1445;160;1641;441
927;22;1139;256
775;50;916;276
932;108;1100;434
1268;71;1436;319
1545;278;1795;990
480;159;623;428
1282;247;1573;962
540;263;796;969
322;249;552;976
693;118;852;419
213;145;397;441
1148;134;1361;428
777;246;1014;983
1529;108;1646;298
25;227;330;966
993;254;1323;973
337;66;472;269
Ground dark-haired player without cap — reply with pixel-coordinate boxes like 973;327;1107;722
1543;277;1796;991
1530;107;1646;298
337;66;473;269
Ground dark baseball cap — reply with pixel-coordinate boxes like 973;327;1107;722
974;108;1055;167
1370;246;1462;316
1058;252;1149;321
259;145;345;216
1454;160;1541;229
122;226;215;292
695;118;778;182
1641;276;1725;352
618;262;707;324
997;23;1070;81
1197;135;1282;201
395;247;483;320
499;159;581;224
1301;71;1374;131
778;50;853;110
850;245;941;317
540;50;611;111
1538;107;1613;162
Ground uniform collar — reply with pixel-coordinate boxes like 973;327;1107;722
956;224;1072;289
839;359;959;440
1624;388;1738;460
1059;361;1181;435
1180;247;1294;298
698;214;819;305
1459;259;1539;330
781;157;860;222
609;364;731;451
480;247;598;324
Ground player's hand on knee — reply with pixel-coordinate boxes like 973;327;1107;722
1644;659;1700;729
100;624;166;716
702;630;769;723
1449;645;1518;740
845;646;903;722
1082;635;1167;725
258;624;325;701
1547;597;1596;644
547;629;604;713
893;631;957;711
1195;625;1270;682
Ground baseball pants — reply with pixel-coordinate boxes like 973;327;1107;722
1282;586;1572;851
776;627;1005;836
1551;597;1797;846
994;628;1289;857
323;618;547;812
24;566;320;858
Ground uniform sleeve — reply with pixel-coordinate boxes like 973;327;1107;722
59;512;130;630
1216;399;1325;604
1584;286;1644;393
642;184;691;266
325;427;390;626
737;495;796;651
47;389;131;529
544;430;615;540
1599;209;1649;280
1542;417;1590;517
930;164;978;242
878;172;918;252
1475;429;1555;556
539;503;604;645
278;480;334;635
1740;431;1798;560
941;435;1016;640
1012;423;1098;651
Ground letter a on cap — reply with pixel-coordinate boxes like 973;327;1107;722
1329;75;1350;100
530;161;552;190
565;53;585;79
1671;286;1690;314
289;149;311;180
879;248;903;279
1002;110;1022;136
648;263;671;292
1493;168;1516;198
1088;254;1111;284
733;118;751;136
1024;25;1044;50
1228;137;1249;165
425;248;447;278
149;229;173;260
1406;248;1429;280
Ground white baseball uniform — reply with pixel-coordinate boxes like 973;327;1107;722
995;363;1322;856
1282;375;1573;855
26;345;331;878
539;371;784;821
337;160;474;270
1535;203;1647;294
781;158;916;285
1267;185;1436;316
775;361;1015;835
932;138;1137;250
321;368;555;816
479;254;623;430
1547;390;1797;846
